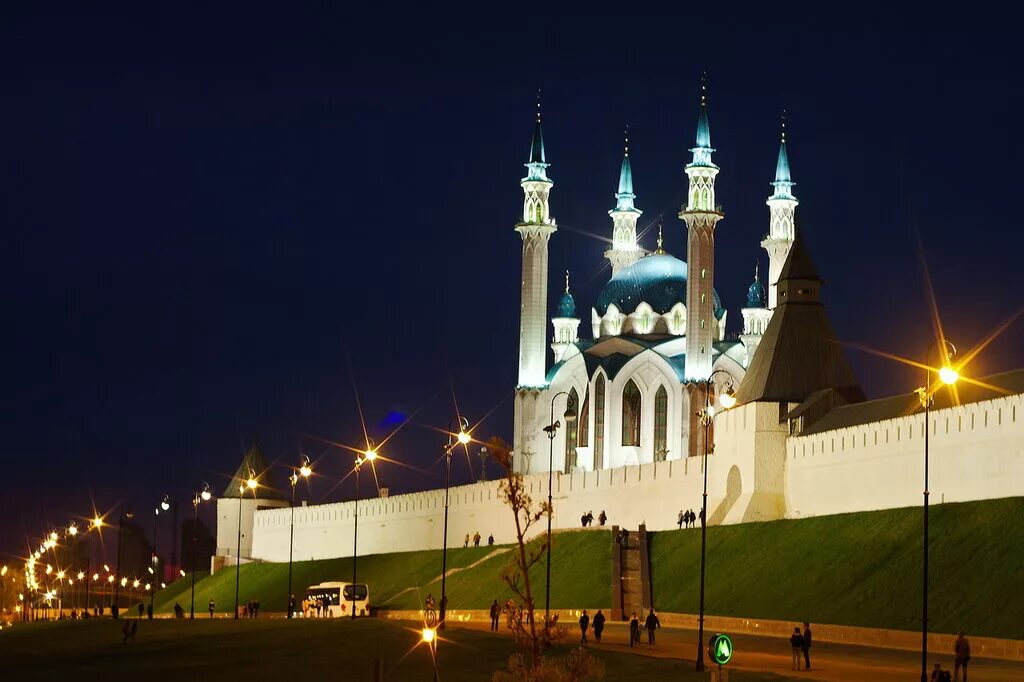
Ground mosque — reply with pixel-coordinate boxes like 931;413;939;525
512;84;800;476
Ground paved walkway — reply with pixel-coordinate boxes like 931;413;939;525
453;619;1024;681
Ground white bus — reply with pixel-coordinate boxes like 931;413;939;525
305;581;370;618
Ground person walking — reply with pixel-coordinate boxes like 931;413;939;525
473;531;481;547
487;534;494;546
790;627;804;670
464;533;469;548
489;600;500;631
598;510;607;526
208;599;215;618
802;621;812;670
579;610;590;644
644;609;661;644
629;611;640;647
954;631;971;681
592;609;605;642
677;510;684;529
689;509;696;527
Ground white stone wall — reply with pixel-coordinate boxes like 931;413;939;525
786;393;1024;517
216;497;289;559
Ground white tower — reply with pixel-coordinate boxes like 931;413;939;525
604;128;642;274
515;99;557;388
762;112;798;310
551;271;580;363
740;264;771;367
680;77;724;380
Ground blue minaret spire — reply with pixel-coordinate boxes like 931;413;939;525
525;90;548;180
771;110;795;199
615;125;636;210
689;72;716;168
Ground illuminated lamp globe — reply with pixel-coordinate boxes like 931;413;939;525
563;405;578;424
939;366;959;385
364;449;378;462
160;498;170;511
49;532;58;542
457;431;471;445
67;524;78;536
201;489;212;501
76;572;84;580
91;516;104;529
719;389;737;410
299;464;312;478
422;627;436;643
246;477;258;490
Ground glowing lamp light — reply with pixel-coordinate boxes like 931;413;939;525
56;570;65;580
120;577;127;587
364;449;378;462
91;516;104;529
148;567;155;575
77;572;85;580
0;565;7;577
246;477;258;490
107;575;115;584
706;405;716;418
45;565;52;575
457;431;471;445
179;569;186;577
939;366;959;385
160;496;171;511
200;489;212;501
92;573;99;581
67;524;79;536
719;389;737;410
421;627;436;643
299;464;312;478
49;532;58;542
132;579;140;588
160;582;166;589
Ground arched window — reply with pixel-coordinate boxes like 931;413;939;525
622;379;641;446
578;390;590;448
654;386;668;461
594;376;606;469
564;388;578;473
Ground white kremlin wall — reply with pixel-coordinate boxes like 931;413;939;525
786;392;1024;517
244;391;1024;564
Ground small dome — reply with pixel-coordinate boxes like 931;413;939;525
747;279;766;308
595;253;723;317
558;290;576;318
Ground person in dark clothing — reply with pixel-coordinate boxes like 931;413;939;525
288;594;296;618
487;534;494;546
592;610;605;642
598;510;607;526
698;507;705;525
579;610;590;644
802;621;812;670
208;599;215;618
137;603;144;618
146;604;153;620
628;612;640;647
644;609;661;644
473;531;481;547
932;663;952;682
581;513;588;528
790;627;804;670
489;600;500;631
954;632;971;682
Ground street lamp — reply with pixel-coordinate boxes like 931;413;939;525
542;391;577;629
234;469;258;620
439;415;470;630
113;507;133;619
150;495;170;619
190;483;212;619
351;447;378;620
917;340;958;682
694;368;736;672
287;456;312;619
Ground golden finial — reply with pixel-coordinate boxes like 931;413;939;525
536;89;542;124
780;109;787;143
700;70;708;107
565;270;570;294
654;222;667;254
624;124;630;157
754;262;760;282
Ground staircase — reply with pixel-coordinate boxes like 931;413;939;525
611;524;652;620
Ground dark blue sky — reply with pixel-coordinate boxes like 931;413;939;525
2;7;1022;561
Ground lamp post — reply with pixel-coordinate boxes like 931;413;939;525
694;369;736;672
352;447;377;619
234;469;258;620
917;341;958;682
190;483;212;619
150;495;169;618
439;416;470;630
542;391;577;629
84;516;103;617
288;455;312;619
113;507;132;619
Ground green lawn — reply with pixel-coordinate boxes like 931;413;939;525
649;497;1024;639
0;618;796;682
156;531;611;615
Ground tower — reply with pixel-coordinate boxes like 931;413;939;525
551;271;580;363
604;127;642;274
515;97;557;388
680;76;724;380
762;112;798;309
740;264;771;367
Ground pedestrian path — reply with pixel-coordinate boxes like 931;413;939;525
378;547;512;607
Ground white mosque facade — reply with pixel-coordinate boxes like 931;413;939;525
216;89;1024;566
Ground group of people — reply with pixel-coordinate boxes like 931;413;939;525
788;622;813;670
302;595;334;618
931;633;972;682
580;510;607;527
577;609;606;642
628;609;661;646
463;531;493;547
237;599;261;618
676;509;702;529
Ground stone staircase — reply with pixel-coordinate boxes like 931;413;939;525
611;524;652;620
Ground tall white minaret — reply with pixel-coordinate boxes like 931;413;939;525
740;264;771;367
604;127;642;274
762;112;798;310
551;271;580;363
680;76;724;380
516;97;557;388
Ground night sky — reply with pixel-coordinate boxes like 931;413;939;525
2;7;1022;563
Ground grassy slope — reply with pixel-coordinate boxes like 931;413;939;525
649;497;1024;639
0;619;795;682
156;531;612;614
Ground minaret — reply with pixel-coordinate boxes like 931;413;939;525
680;75;724;380
604;127;642;274
515;96;557;388
740;264;771;367
551;271;580;363
762;111;798;310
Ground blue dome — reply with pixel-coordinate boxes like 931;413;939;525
747;279;766;308
558;290;576;318
595;254;723;317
